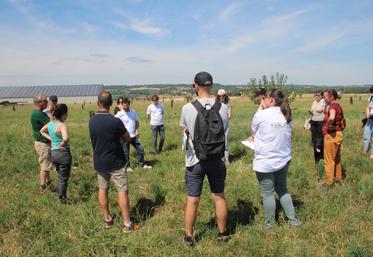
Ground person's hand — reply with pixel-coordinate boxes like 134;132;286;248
247;136;254;142
135;131;139;138
58;142;64;149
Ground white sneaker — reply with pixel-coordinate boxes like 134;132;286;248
142;164;152;169
126;167;133;172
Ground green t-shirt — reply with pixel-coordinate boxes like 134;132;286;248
30;109;50;143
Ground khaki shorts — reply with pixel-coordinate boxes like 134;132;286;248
34;141;52;172
97;167;128;192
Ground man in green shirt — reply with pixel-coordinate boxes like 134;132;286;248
30;95;52;192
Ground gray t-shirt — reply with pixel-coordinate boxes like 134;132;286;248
180;98;229;167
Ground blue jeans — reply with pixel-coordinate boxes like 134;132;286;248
122;137;144;167
151;125;165;153
255;164;298;228
363;119;373;154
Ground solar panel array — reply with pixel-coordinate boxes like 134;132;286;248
0;84;104;98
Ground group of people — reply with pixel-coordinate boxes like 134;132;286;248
307;88;373;190
30;95;72;203
29;71;371;246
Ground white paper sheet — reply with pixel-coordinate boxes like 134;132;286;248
241;140;255;150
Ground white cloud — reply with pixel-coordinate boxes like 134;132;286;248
115;9;169;37
218;3;241;22
225;8;310;52
7;0;77;34
130;21;163;35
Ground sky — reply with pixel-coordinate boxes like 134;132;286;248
0;0;372;86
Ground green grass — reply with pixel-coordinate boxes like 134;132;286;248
0;95;372;257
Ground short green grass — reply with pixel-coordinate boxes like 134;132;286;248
0;95;372;257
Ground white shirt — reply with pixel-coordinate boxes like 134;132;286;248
115;109;138;138
251;107;292;173
368;96;373;116
180;99;229;167
146;103;164;126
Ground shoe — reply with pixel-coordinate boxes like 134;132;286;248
59;197;71;205
104;217;114;229
141;164;152;169
126;167;133;172
334;181;342;188
123;223;141;233
290;220;302;230
179;235;194;247
39;184;47;193
217;231;230;242
320;183;332;192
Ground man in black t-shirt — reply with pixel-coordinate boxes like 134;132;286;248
89;91;140;233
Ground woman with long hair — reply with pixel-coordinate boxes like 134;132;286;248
216;89;231;164
309;91;326;163
250;89;299;229
40;104;72;204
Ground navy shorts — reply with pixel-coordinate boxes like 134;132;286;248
185;160;226;197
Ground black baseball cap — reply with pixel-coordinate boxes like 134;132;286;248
194;71;213;87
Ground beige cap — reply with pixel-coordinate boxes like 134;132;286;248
217;89;226;95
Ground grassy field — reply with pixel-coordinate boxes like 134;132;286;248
0;95;372;257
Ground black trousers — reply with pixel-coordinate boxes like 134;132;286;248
310;120;324;163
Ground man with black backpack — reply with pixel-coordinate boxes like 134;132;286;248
179;71;229;246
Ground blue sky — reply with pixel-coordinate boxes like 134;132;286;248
0;0;372;86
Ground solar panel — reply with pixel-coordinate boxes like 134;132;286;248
0;84;104;98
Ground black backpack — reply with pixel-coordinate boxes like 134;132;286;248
191;100;225;161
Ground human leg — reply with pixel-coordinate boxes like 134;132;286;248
274;165;298;225
363;119;373;154
255;172;276;228
151;126;158;153
52;149;72;201
205;160;227;233
212;193;228;233
131;137;145;166
324;134;337;186
35;141;52;189
334;131;343;182
122;142;130;168
184;163;205;237
184;196;200;237
97;172;112;221
158;125;165;152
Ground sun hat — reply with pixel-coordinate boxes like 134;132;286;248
217;89;226;96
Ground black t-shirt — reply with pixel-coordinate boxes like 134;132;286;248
89;111;127;172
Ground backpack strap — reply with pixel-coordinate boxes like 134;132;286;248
212;101;222;112
191;99;217;112
191;100;205;112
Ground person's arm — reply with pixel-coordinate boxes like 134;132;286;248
40;123;51;141
120;131;131;143
58;123;69;149
135;120;139;137
367;104;371;119
146;106;151;122
328;108;336;121
228;105;232;120
247;112;259;141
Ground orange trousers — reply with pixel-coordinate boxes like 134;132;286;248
324;131;343;185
